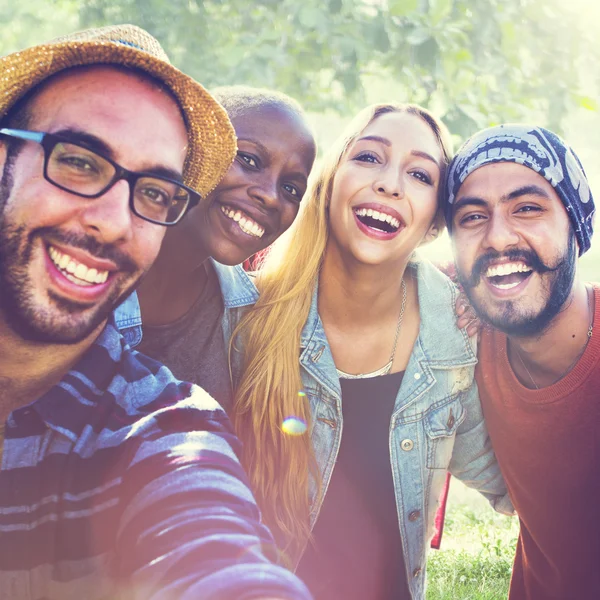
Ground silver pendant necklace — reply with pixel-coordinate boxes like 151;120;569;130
336;278;407;380
512;286;594;390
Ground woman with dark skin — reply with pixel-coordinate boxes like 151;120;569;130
116;87;316;411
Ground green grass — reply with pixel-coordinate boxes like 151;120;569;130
426;478;519;600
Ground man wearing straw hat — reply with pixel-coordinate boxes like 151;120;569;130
445;124;599;599
0;25;311;600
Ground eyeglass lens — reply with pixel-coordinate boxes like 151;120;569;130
48;142;190;224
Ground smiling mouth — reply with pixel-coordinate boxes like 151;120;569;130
484;261;533;290
353;207;401;234
48;245;110;286
220;205;265;238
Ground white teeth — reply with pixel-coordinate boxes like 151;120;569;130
491;281;521;290
48;245;110;286
485;262;532;278
220;205;265;238
353;207;401;230
74;263;87;279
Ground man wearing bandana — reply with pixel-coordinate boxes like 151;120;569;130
444;124;599;600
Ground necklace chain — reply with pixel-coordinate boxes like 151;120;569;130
336;278;407;380
512;286;594;390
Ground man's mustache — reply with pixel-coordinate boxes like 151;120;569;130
30;226;138;274
462;248;559;289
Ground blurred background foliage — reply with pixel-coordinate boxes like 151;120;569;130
3;0;599;273
2;0;599;140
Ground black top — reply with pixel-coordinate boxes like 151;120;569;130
297;370;411;600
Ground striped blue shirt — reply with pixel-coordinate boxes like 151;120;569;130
0;321;311;600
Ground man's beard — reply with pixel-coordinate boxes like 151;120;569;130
0;164;140;344
457;230;577;338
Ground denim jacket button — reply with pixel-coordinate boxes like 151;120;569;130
414;372;421;380
401;439;414;451
408;510;421;522
412;567;422;577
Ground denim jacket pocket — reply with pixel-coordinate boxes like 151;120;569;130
424;397;466;469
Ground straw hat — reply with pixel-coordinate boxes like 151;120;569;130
0;24;236;198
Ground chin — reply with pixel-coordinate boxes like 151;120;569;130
471;294;552;338
211;242;265;267
211;252;245;267
4;302;109;344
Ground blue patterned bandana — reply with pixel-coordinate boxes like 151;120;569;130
445;124;595;255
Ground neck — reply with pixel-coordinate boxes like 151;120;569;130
507;279;593;389
317;244;421;376
0;319;103;423
137;224;211;326
318;245;411;327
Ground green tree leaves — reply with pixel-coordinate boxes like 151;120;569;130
1;0;597;139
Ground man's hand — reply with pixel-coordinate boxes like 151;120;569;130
456;293;482;339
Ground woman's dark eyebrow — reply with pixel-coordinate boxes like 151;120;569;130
357;134;390;146
237;137;268;155
238;137;310;183
411;150;440;167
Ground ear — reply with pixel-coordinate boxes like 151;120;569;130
424;223;440;243
420;212;445;246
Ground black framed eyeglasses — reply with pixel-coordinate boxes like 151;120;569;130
0;128;200;226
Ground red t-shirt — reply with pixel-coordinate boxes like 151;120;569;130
476;286;600;600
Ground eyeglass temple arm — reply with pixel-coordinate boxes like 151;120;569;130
0;128;45;143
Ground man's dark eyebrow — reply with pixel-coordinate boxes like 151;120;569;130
53;127;184;183
453;196;488;212
454;184;551;213
505;184;550;202
145;166;184;183
53;128;112;157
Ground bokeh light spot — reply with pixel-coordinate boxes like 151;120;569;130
282;416;307;436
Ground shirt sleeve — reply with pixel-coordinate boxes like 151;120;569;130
113;383;313;600
448;378;515;516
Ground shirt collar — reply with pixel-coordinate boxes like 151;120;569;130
21;320;123;441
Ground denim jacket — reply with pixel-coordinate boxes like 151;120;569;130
113;260;259;351
297;258;512;599
115;259;510;600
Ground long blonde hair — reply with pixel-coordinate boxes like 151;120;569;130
232;104;452;564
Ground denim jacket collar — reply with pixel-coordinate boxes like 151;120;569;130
113;260;258;348
298;256;477;403
211;260;259;308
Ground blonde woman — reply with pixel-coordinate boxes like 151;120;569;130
229;104;511;600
